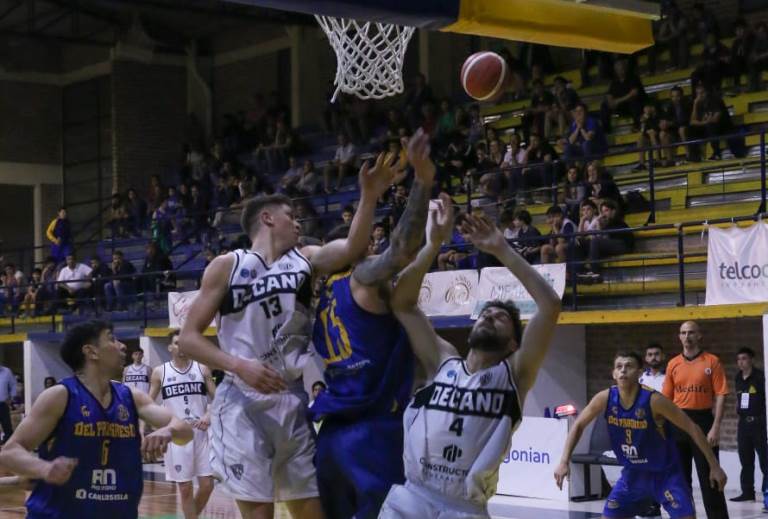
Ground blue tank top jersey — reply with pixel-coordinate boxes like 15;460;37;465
604;385;679;472
310;271;414;419
26;377;143;519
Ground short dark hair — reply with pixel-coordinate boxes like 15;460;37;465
613;350;643;368
580;200;597;212
112;250;124;258
32;268;42;275
514;209;532;226
600;199;618;211
479;300;522;346
342;205;354;214
737;347;755;358
646;342;663;352
312;381;327;391
168;329;180;340
240;193;292;235
546;205;564;217
670;86;684;96
60;320;113;371
573;102;588;112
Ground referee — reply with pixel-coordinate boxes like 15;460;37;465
662;320;730;518
731;347;768;503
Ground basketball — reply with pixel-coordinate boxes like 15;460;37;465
460;51;509;102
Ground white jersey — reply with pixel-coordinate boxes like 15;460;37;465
217;248;312;385
639;369;666;393
160;360;209;422
403;357;523;505
123;363;151;394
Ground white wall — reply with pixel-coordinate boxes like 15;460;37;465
24;339;72;410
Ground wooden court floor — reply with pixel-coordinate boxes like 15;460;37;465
0;480;294;519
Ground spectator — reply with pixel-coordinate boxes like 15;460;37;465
295;200;321;239
689;84;733;161
146;174;164;216
46;207;72;264
583;199;634;279
151;201;173;255
749;22;768;92
419;102;438;135
389;184;408;228
519;133;558;201
562;103;608;162
639;342;666;392
371;223;389;254
562;165;589;220
104;250;135;312
43;376;56;389
730;19;754;92
601;59;646;132
166;186;185;233
471;172;503;224
1;264;23;316
662;321;730;518
576;199;601;256
340;205;354;227
488;140;504;168
508;209;542;264
648;1;690;73
279;156;303;194
37;256;58;315
436;99;456;144
466;104;484;146
690;2;719;43
55;253;92;314
634;101;661;171
20;268;42;318
580;50;613;88
0;361;16;444
502;133;525;169
324;133;357;193
108;193;129;238
586;161;622;207
691;32;729;93
142;241;175;297
659;86;693;165
89;256;111;312
522;79;555;141
125;188;147;236
437;213;474;271
467;145;498;186
404;73;434;126
294;160;322;197
540;205;576;264
548;76;580;139
187;183;209;243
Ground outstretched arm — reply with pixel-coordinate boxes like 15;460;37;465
391;194;458;377
304;152;396;275
553;389;609;490
132;389;194;461
460;215;562;398
353;129;436;286
652;393;727;491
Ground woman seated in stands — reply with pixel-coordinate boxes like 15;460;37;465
586;161;623;209
562;164;589;221
501;209;542;265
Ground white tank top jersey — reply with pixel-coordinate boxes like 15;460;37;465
403;357;523;505
217;248;313;385
160;360;209;422
123;363;151;394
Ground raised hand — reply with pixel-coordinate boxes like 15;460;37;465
406;128;436;184
43;456;78;485
427;193;454;246
359;152;397;199
459;214;508;256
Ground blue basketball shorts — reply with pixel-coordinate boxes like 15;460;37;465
603;466;695;519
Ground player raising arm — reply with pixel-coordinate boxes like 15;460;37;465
554;351;727;519
378;211;561;518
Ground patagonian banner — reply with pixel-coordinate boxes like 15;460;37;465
474;264;567;319
418;270;479;316
705;222;768;305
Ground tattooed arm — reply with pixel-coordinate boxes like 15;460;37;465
353;129;436;286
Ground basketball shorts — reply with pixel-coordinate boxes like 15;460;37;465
378;481;489;519
209;376;319;502
603;466;695;519
315;413;405;519
164;428;213;483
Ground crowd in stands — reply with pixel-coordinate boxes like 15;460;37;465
2;1;764;319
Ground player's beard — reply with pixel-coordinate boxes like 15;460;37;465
647;359;662;370
468;323;508;352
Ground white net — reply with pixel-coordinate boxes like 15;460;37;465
315;15;415;102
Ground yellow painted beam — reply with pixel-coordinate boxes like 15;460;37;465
576;278;705;296
144;327;216;337
557;302;768;325
0;333;26;344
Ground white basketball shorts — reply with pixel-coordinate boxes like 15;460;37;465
164;428;213;483
209;376;319;503
379;481;490;519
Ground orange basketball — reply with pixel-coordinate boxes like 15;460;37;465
460;51;509;102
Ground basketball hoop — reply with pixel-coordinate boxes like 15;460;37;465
315;15;415;102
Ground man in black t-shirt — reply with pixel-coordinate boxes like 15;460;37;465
582;199;634;280
659;86;694;164
600;59;646;132
689;84;733;161
732;347;768;503
522;79;555;141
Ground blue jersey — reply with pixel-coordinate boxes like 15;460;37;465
605;386;679;472
27;377;143;519
310;271;414;419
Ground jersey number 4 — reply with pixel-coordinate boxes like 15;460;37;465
259;296;283;319
449;418;464;437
